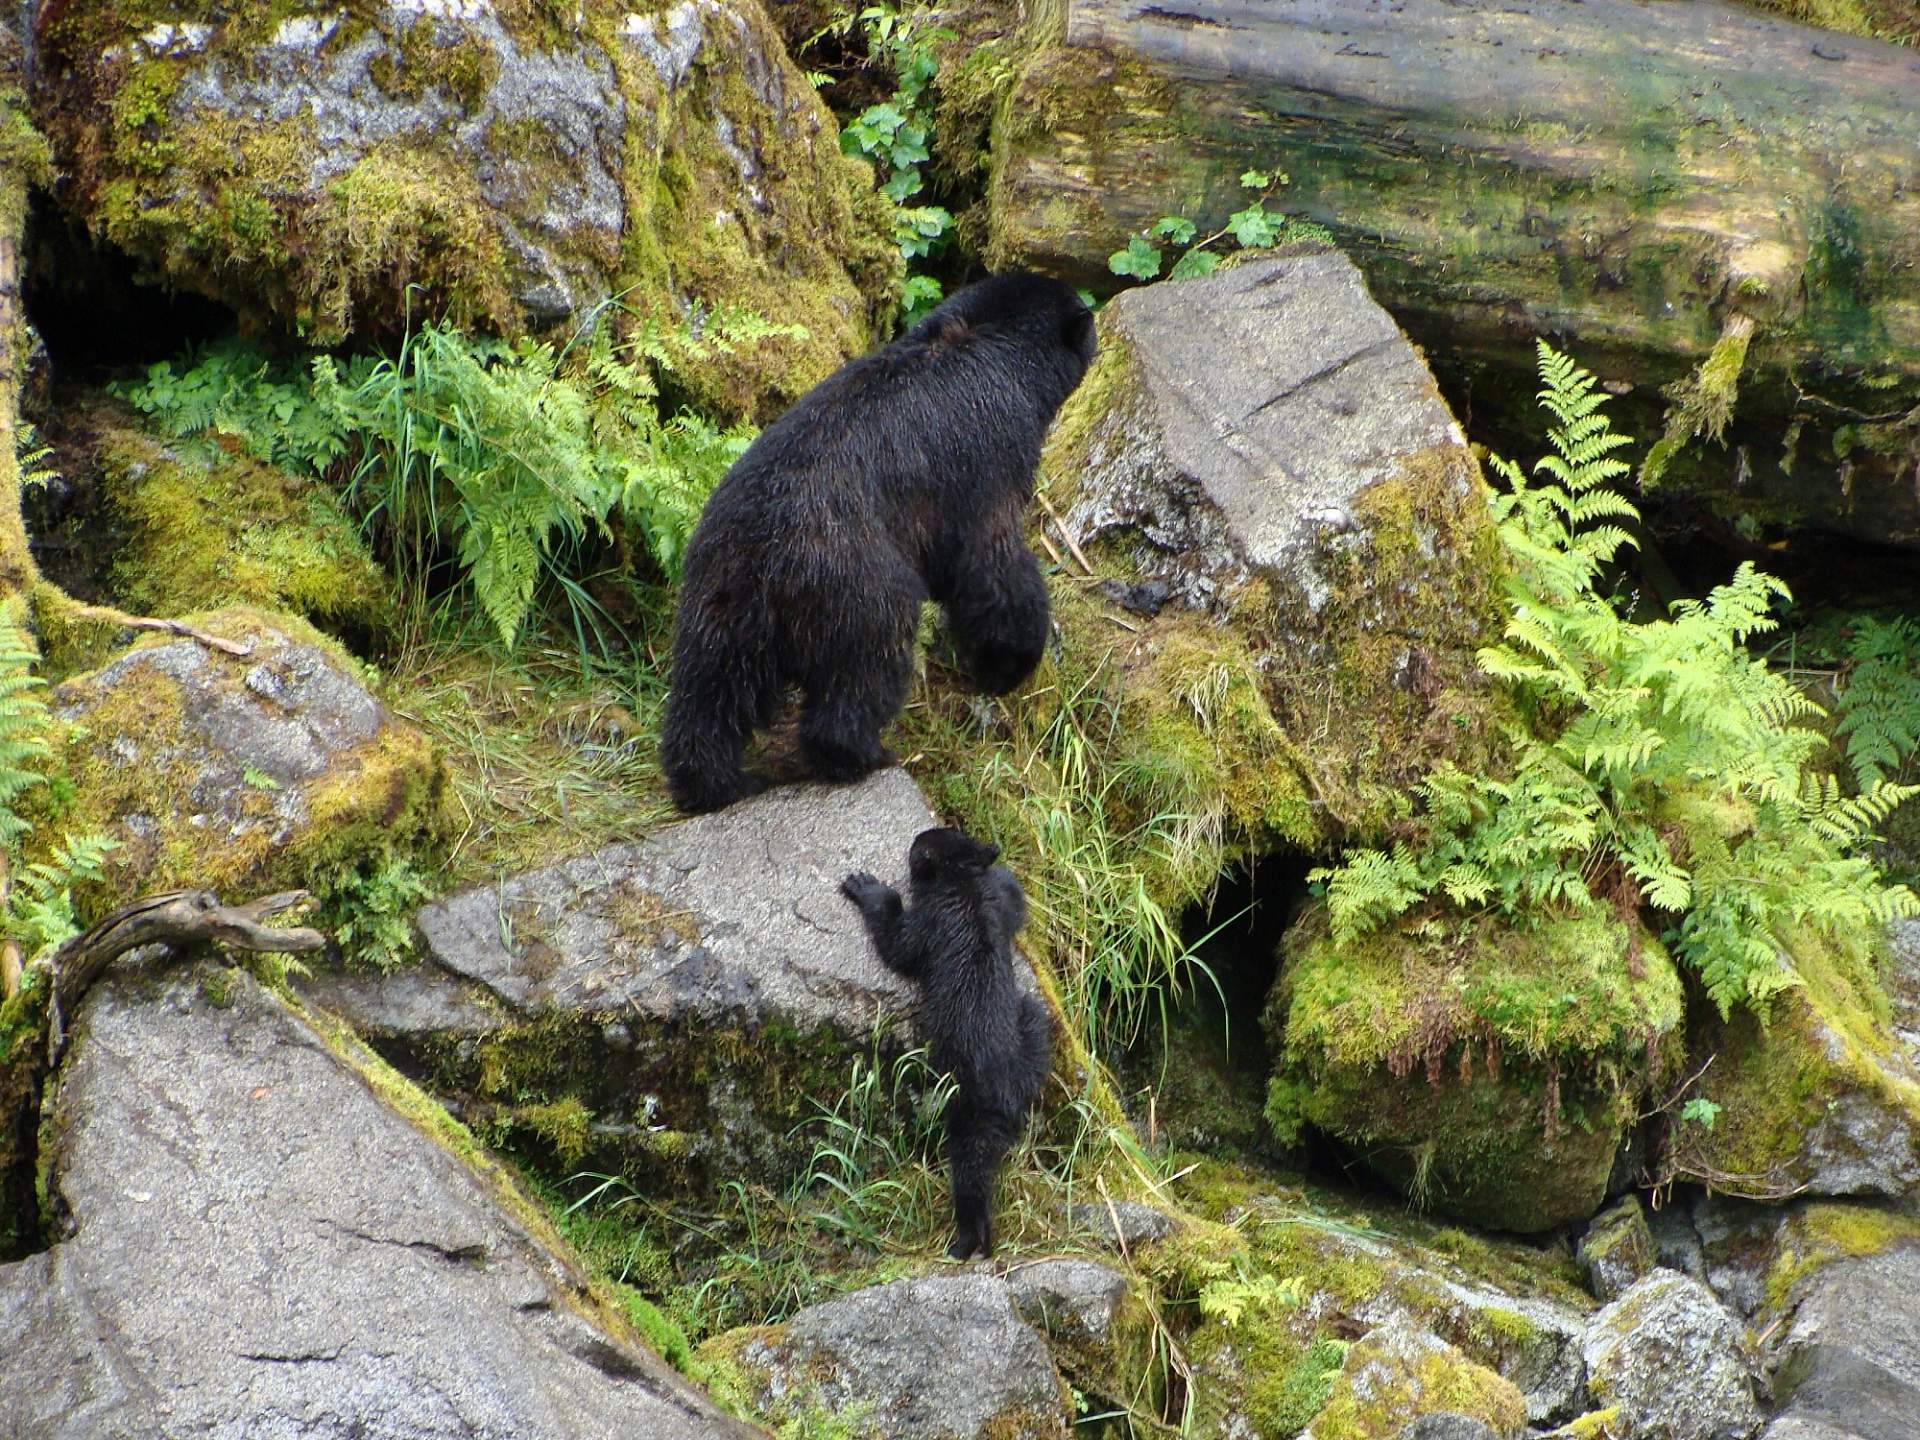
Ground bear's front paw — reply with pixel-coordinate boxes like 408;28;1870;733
840;872;888;907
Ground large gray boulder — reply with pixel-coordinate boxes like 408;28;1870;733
37;0;894;411
1582;1271;1764;1440
306;768;963;1188
727;1274;1069;1440
0;963;757;1439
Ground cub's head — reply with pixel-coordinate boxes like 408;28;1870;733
907;827;1001;889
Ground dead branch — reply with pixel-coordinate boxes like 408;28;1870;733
49;889;325;1015
57;602;255;657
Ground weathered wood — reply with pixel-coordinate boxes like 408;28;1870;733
988;0;1920;545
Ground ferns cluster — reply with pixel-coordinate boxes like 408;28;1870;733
117;303;789;649
1834;615;1920;790
0;616;115;960
1312;343;1919;1018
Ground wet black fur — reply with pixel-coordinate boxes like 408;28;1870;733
841;827;1052;1260
661;272;1097;814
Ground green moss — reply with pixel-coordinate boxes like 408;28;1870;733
1679;925;1920;1196
1266;908;1681;1232
369;18;500;109
1761;1203;1920;1313
86;402;389;635
1734;0;1919;42
43;606;449;916
1642;316;1756;488
1307;1328;1528;1440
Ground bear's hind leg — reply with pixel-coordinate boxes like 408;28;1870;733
797;644;911;785
947;1105;1018;1260
661;646;775;814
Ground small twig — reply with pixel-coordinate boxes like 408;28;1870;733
1033;526;1063;566
1035;491;1095;577
61;602;254;658
0;850;19;1001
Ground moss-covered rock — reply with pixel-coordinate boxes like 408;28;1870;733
1674;926;1920;1200
1581;1272;1763;1440
1265;907;1684;1234
1158;1166;1592;1434
36;0;898;413
59;396;389;642
1575;1197;1656;1303
1040;250;1504;848
44;607;447;912
1301;1320;1527;1440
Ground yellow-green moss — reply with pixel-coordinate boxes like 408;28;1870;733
1734;0;1919;42
1761;1203;1920;1313
1307;1326;1528;1440
87;404;389;635
1678;925;1920;1196
42;606;449;916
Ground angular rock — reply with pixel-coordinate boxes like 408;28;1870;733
1578;1196;1659;1302
305;768;961;1188
1049;249;1500;839
1583;1271;1764;1440
1067;1199;1177;1251
1646;1200;1708;1283
49;608;445;901
728;1274;1069;1440
0;964;756;1438
1008;1258;1141;1403
1400;1418;1503;1440
1759;1210;1920;1440
37;0;895;410
1302;1320;1526;1440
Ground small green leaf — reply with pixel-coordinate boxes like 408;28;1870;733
1107;236;1163;280
1239;169;1271;188
1151;215;1197;245
242;765;281;792
1167;248;1222;281
1680;1097;1721;1131
1227;204;1278;248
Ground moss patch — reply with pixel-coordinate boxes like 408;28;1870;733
1677;925;1920;1197
1267;907;1683;1232
1306;1323;1527;1440
1760;1202;1920;1314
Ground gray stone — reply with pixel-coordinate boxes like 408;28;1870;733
1763;1238;1920;1440
738;1274;1068;1440
1008;1257;1130;1345
1695;1194;1788;1317
1578;1195;1658;1302
1583;1271;1764;1440
1886;918;1920;1068
0;965;755;1439
1061;249;1474;617
1067;1199;1176;1251
1400;1417;1502;1440
305;768;967;1185
1302;1320;1524;1440
1647;1201;1708;1282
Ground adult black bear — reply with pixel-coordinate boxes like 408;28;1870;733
661;273;1097;814
841;826;1052;1260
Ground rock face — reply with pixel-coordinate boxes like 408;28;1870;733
731;1274;1069;1440
1046;248;1501;843
306;768;963;1187
1758;1209;1920;1440
985;0;1920;549
48;608;445;901
0;964;757;1438
1582;1271;1764;1440
36;0;896;411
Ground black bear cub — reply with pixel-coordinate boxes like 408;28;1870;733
841;827;1051;1260
661;272;1097;814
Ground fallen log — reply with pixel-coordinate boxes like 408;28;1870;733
986;0;1920;547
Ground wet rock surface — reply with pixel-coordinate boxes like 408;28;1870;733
0;964;756;1438
1583;1270;1764;1440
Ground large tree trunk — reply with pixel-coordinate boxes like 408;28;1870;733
987;0;1920;548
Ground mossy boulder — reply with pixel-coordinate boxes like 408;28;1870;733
36;0;898;414
1041;249;1503;848
710;1274;1070;1440
1674;927;1920;1200
57;396;389;644
1006;1258;1154;1416
1161;1170;1592;1434
1575;1197;1657;1303
1264;907;1684;1234
1301;1320;1527;1440
44;607;446;911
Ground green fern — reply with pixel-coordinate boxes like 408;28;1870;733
1311;342;1920;1019
1834;615;1920;789
0;615;49;848
5;831;117;958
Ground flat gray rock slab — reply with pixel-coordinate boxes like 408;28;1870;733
1063;249;1472;614
414;768;931;1027
739;1274;1067;1440
0;966;757;1439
